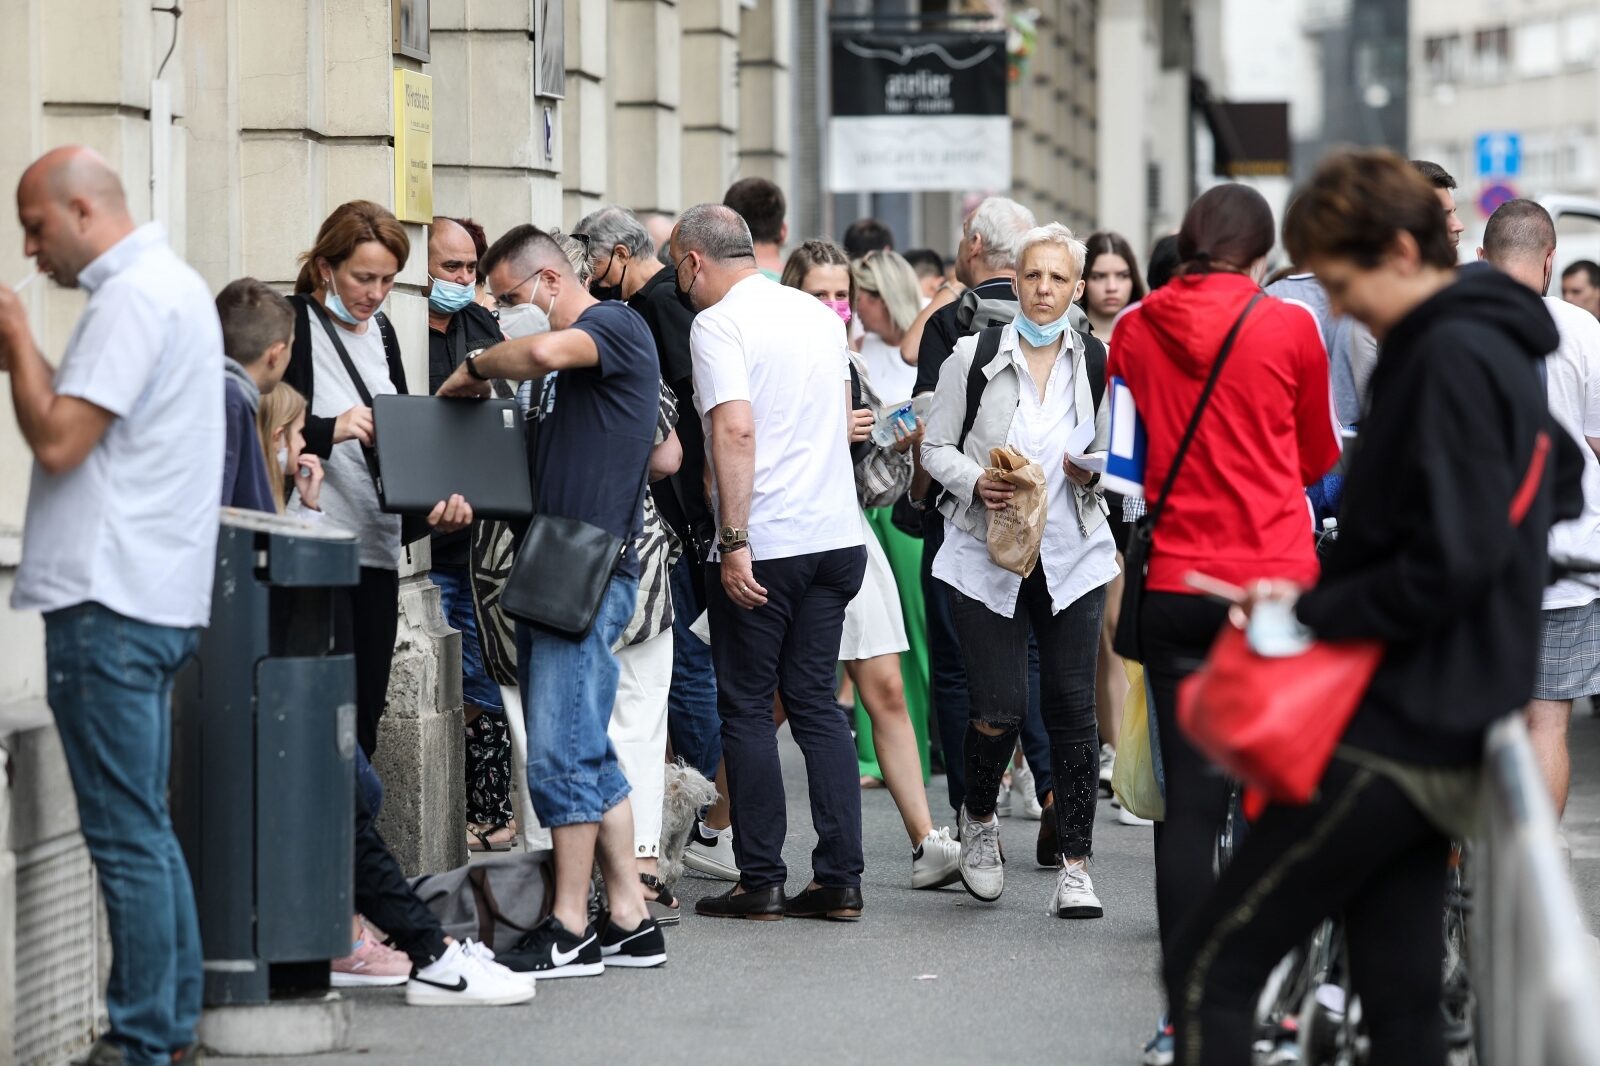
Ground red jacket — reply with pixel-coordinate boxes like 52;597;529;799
1107;272;1342;595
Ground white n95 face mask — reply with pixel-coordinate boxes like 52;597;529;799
496;301;551;340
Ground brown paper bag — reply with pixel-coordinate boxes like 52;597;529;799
985;446;1048;577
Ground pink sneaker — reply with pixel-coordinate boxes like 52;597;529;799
331;935;412;987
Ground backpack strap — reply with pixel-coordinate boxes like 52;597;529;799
957;326;1006;451
1080;330;1107;409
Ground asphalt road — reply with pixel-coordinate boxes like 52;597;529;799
232;711;1600;1066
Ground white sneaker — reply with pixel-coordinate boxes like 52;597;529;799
995;771;1013;817
406;941;537;1006
1012;762;1043;820
911;827;962;889
462;940;536;988
958;805;1005;902
1099;743;1116;797
1051;859;1103;919
1118;806;1154;827
682;820;740;881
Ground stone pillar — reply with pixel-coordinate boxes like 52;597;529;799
736;0;791;189
1097;2;1150;244
563;0;609;223
611;0;681;213
680;0;739;205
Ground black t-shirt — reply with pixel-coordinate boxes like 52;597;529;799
913;276;1018;396
530;301;660;579
629;266;713;545
428;302;505;566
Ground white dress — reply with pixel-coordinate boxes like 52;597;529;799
838;510;909;661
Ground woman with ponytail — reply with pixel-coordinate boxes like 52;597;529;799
1105;184;1341;1064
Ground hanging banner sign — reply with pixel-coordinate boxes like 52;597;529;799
829;31;1011;193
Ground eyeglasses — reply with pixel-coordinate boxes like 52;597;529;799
492;268;543;306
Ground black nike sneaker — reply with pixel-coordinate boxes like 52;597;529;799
598;914;667;968
496;915;604;979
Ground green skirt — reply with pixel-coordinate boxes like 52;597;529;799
855;507;931;781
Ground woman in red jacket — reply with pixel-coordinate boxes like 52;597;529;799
1105;183;1341;1064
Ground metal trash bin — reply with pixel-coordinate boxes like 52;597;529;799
172;508;361;1006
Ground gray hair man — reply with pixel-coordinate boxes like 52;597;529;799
574;206;724;820
671;204;870;921
1480;198;1600;820
436;223;670;977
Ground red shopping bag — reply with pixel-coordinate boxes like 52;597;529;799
1178;430;1550;814
1178;627;1383;810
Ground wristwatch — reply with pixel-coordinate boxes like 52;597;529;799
718;526;749;553
464;349;488;381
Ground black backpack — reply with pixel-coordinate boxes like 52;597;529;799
956;326;1108;450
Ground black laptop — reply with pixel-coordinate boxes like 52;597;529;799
372;395;533;519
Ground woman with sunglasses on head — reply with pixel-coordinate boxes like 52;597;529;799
1104;185;1341;1064
782;239;962;889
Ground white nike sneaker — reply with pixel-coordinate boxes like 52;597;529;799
1051;859;1104;919
1118;806;1155;827
958;805;1005;902
911;827;961;889
405;941;537;1006
1012;761;1044;820
1099;743;1116;797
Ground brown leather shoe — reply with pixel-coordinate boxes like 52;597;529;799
694;883;785;920
784;884;864;920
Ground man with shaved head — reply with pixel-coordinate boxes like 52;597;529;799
0;145;222;1064
436;224;669;977
670;204;869;921
1480;198;1600;819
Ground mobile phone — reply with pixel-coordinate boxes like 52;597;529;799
1184;571;1249;606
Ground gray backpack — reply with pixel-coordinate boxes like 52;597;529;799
408;850;553;951
954;286;1093;334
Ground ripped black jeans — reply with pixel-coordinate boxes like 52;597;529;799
950;568;1105;860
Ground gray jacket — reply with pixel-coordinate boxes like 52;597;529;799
920;322;1110;542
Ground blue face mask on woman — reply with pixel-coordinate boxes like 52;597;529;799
428;275;476;314
1014;307;1073;348
323;273;362;326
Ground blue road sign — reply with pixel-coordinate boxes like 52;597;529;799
1476;132;1522;178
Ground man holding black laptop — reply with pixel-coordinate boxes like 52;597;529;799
436;224;668;978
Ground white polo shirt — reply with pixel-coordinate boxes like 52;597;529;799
12;223;225;628
690;274;864;561
1542;296;1600;610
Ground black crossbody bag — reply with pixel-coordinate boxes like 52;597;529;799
499;381;651;641
1113;293;1262;661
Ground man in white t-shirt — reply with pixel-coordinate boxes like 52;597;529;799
1481;199;1600;817
0;146;223;1065
672;204;870;921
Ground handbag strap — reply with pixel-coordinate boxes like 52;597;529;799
305;295;385;494
1144;292;1264;531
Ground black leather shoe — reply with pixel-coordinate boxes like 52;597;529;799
1037;801;1059;868
694;883;785;920
785;884;864;920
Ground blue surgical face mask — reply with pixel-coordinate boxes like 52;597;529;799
323;274;361;326
1014;308;1072;348
428;275;476;314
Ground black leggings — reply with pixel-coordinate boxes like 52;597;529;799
1142;591;1232;961
951;568;1104;859
1164;756;1451;1066
335;567;400;758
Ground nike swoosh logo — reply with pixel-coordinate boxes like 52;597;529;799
410;974;468;992
550;934;596;967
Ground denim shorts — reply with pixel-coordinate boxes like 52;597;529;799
516;574;639;827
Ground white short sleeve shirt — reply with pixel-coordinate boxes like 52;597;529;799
12;223;225;628
690;275;864;561
1542;297;1600;610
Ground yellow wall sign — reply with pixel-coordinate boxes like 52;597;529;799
393;69;433;223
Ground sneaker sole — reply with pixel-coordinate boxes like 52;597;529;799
601;953;667;968
331;972;410;988
682;854;741;881
958;868;1003;903
1055;904;1104;919
912;870;963;890
405;985;536;1006
528;961;605;980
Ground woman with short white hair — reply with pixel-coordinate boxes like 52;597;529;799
920;222;1119;918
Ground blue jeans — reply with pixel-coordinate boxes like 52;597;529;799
666;555;721;778
433;563;503;714
45;603;202;1065
516;574;638;827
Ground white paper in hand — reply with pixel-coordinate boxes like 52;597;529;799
1065;419;1107;474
